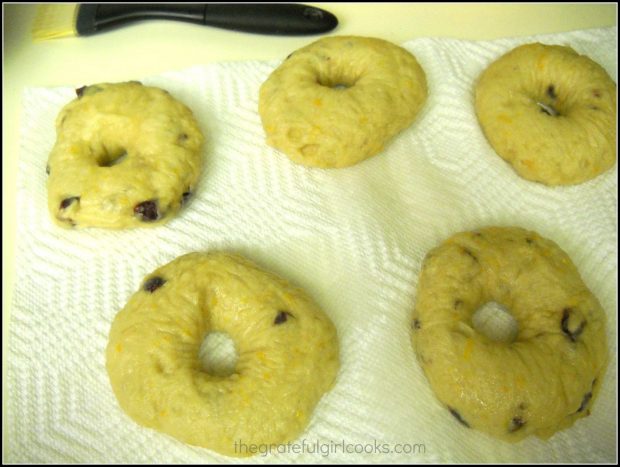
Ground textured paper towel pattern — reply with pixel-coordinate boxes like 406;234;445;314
7;27;617;463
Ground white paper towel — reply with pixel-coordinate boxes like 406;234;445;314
6;27;617;463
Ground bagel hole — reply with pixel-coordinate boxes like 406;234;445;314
536;101;560;117
472;301;519;343
198;331;238;377
98;148;128;167
316;74;357;90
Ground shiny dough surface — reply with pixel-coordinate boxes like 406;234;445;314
106;252;340;456
259;36;427;168
475;43;616;185
412;226;607;441
47;82;204;229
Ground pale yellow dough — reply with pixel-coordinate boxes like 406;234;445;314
47;82;204;229
259;36;428;168
106;252;340;456
411;227;607;441
475;43;616;185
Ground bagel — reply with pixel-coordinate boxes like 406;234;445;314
106;252;339;456
258;36;428;168
411;226;607;441
46;81;204;228
475;43;616;185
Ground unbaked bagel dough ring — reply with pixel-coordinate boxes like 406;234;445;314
106;252;340;456
475;43;616;185
259;35;428;168
47;81;204;229
411;226;607;441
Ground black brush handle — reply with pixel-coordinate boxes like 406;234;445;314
76;3;338;36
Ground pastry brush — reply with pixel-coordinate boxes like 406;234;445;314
31;3;338;41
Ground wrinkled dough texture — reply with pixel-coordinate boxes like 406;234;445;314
259;36;428;168
475;43;616;186
411;227;607;442
47;82;204;229
106;252;340;457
